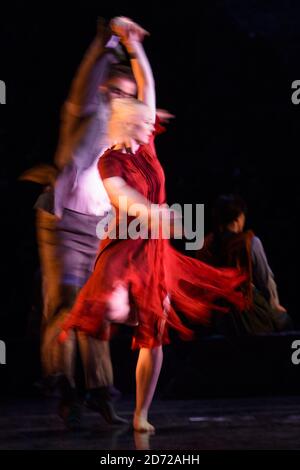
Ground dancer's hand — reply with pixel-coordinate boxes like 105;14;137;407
274;304;287;314
110;17;149;44
151;204;183;239
156;109;175;123
19;164;58;187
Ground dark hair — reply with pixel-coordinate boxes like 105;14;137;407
106;64;136;84
212;194;247;229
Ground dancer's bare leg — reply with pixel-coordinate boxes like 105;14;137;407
134;346;163;432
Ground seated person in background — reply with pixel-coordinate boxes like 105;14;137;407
197;194;292;336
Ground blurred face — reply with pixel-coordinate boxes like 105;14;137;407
106;77;137;101
236;212;246;233
130;113;155;144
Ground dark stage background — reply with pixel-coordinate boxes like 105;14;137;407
0;1;299;396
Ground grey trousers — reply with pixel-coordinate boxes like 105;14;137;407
37;208;113;390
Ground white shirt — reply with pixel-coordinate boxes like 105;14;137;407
54;93;111;218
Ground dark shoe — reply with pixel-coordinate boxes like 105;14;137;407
107;385;122;401
85;387;128;425
57;375;82;430
58;401;82;430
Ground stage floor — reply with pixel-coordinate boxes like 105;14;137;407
1;395;300;450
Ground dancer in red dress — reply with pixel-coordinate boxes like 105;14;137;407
61;24;245;432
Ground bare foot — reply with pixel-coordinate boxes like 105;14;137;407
133;414;155;433
134;431;152;449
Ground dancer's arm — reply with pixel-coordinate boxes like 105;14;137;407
251;236;287;312
103;176;180;234
111;18;156;121
65;23;119;117
125;39;156;121
54;22;119;169
103;176;152;219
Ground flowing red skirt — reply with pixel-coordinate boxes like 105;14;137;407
61;236;246;349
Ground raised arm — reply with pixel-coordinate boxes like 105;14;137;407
111;17;156;121
54;21;120;169
66;20;119;116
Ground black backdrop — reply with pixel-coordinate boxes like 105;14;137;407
0;1;299;354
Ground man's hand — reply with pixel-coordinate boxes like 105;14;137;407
19;164;58;187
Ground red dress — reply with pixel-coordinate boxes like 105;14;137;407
62;122;245;348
